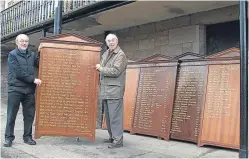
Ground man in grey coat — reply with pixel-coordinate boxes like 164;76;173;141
96;33;128;149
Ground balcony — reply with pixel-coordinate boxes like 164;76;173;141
1;0;134;43
2;1;101;36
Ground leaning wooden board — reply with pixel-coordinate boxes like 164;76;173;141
35;33;102;142
198;49;240;149
170;59;208;143
130;60;178;140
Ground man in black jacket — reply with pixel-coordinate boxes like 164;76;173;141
4;34;42;147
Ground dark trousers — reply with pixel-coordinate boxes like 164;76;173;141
103;99;124;144
5;91;35;141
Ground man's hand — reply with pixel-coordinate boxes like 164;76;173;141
38;45;42;52
96;64;101;71
34;78;42;86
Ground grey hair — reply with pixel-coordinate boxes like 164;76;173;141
15;34;29;44
105;33;118;44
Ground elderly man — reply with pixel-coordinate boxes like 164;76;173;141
96;33;128;149
4;34;42;147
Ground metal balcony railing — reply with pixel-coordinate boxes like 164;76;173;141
1;0;99;38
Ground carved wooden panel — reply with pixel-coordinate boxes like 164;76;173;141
170;61;208;142
35;34;101;142
40;33;103;45
131;62;178;140
198;61;240;149
123;68;140;131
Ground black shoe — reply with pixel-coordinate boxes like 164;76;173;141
103;138;114;143
108;142;123;149
24;138;36;145
3;140;12;147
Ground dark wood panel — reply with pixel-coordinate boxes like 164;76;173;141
170;62;207;142
131;64;178;140
123;68;140;131
35;34;101;142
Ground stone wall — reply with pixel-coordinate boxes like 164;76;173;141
117;24;205;60
91;5;238;61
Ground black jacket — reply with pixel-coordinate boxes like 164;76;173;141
8;49;39;94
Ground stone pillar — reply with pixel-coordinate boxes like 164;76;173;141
194;25;206;55
247;2;249;152
168;24;206;56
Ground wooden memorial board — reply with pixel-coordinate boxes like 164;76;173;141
35;33;102;142
130;60;178;140
123;67;140;131
198;48;240;149
123;55;171;131
170;53;207;143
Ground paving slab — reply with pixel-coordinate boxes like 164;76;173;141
1;103;239;158
200;149;239;158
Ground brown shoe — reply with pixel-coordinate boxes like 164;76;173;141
108;143;123;149
103;138;113;143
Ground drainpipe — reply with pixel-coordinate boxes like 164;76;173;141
239;0;248;158
54;0;63;35
41;29;46;38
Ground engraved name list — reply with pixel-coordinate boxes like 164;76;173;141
38;49;94;133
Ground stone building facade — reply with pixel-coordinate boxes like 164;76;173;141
91;5;239;61
1;5;240;112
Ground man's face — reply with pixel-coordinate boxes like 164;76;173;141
17;36;29;50
106;37;118;51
